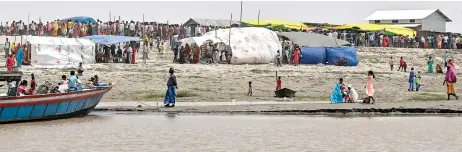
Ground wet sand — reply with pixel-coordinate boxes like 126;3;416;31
1;46;461;103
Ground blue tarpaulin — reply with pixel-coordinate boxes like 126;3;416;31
300;47;327;64
299;47;359;66
325;47;359;66
82;35;141;45
60;16;97;24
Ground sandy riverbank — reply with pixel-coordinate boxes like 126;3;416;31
1;46;461;103
94;100;462;115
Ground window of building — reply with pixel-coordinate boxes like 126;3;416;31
392;20;398;23
374;20;380;24
410;19;415;23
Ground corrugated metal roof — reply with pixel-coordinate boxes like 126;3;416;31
364;9;452;22
185;18;240;27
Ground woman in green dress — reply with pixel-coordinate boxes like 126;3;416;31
427;56;434;73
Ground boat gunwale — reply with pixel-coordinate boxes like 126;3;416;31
0;87;111;107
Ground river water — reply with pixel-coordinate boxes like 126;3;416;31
0;112;461;152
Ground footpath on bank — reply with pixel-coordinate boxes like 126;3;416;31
94;100;462;114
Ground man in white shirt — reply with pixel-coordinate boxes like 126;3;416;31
332;31;338;40
127;45;133;64
389;57;394;71
129;21;135;36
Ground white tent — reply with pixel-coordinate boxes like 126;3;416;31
180;27;282;64
27;36;95;67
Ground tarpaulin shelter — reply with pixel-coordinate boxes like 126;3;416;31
180;27;282;64
334;23;415;36
278;32;350;47
82;35;141;45
27;36;96;67
60;16;97;24
244;20;309;30
183;18;240;27
300;47;359;66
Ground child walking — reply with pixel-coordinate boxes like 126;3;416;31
247;81;253;96
415;71;421;91
408;67;415;91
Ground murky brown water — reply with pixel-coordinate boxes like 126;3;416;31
1;112;462;152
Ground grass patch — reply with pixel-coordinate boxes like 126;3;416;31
137;90;199;100
410;92;446;101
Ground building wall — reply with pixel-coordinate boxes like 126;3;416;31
421;12;446;32
368;19;422;24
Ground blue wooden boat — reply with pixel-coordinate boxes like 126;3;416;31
0;71;112;124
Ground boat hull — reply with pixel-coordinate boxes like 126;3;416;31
0;87;111;124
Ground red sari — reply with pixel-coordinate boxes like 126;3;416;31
6;56;15;71
193;47;200;63
131;47;136;64
293;49;300;66
382;36;389;47
276;79;282;91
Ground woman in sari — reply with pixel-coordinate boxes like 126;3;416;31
330;78;344;104
366;70;376;104
131;44;136;64
16;45;24;70
427;56;434;73
164;68;178;107
437;35;442;49
5;54;15;72
293;47;300;66
193;44;200;64
444;59;458;100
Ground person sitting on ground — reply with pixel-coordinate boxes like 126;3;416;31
346;84;358;103
436;64;443;73
18;80;29;96
330;78;345;104
77;62;84;76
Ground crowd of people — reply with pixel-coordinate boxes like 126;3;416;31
0;19;226;41
309;29;462;49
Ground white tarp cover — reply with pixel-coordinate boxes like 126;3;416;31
27;36;95;67
180;27;282;64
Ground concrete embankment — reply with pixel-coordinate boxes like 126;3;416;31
94;101;462;115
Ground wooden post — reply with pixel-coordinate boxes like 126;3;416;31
239;1;243;27
143;14;146;65
257;10;260;25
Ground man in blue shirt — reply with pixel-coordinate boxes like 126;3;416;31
68;71;78;92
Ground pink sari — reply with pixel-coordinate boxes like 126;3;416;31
366;75;374;96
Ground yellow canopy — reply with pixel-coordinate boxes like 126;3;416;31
245;20;309;30
334;23;415;36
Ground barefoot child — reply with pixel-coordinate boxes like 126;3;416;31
247;81;253;96
408;68;415;91
415;71;421;91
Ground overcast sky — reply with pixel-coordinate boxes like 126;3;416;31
0;1;461;32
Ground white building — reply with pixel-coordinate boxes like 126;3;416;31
364;9;451;32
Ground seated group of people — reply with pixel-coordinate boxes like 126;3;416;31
331;78;358;104
17;74;37;96
57;71;99;93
